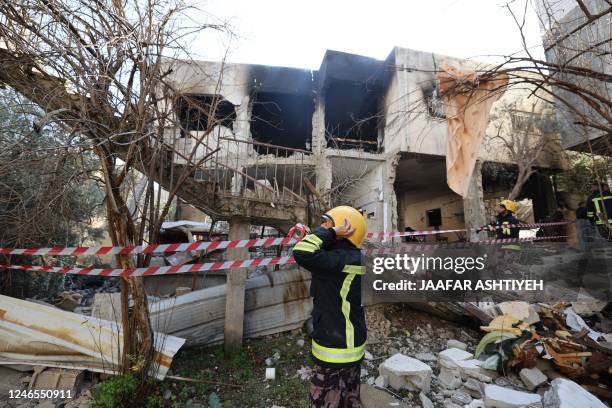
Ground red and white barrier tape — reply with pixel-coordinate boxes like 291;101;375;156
0;235;567;277
0;222;567;257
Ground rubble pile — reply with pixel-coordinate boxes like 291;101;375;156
359;301;611;407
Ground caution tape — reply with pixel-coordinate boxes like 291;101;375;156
0;236;299;257
0;235;567;277
0;222;567;257
365;222;567;239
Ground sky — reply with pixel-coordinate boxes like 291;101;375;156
189;0;546;70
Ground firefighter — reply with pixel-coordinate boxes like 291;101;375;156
292;205;367;408
587;183;612;241
491;199;520;239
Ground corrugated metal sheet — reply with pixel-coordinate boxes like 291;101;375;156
0;294;184;380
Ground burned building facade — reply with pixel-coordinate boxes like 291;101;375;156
162;47;567;241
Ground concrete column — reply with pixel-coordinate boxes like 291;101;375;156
463;161;487;242
224;216;250;354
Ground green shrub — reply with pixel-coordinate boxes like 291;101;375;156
92;373;138;408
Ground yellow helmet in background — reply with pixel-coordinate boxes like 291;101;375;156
500;199;519;213
324;205;368;248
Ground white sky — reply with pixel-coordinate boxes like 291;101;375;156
190;0;546;69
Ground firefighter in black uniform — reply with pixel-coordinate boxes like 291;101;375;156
587;183;612;241
292;205;367;408
493;199;520;240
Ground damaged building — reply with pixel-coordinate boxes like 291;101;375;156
161;46;567;242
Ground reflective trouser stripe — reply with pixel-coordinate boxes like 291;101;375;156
311;340;366;363
502;222;510;236
340;273;357;348
293;242;318;252
342;265;365;275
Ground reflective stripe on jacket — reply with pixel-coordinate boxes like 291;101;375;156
592;194;612;224
292;227;367;368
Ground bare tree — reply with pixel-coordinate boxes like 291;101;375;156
487;99;561;199
0;0;231;381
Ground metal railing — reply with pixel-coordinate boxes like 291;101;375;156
166;128;313;206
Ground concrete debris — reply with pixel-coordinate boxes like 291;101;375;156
467;399;485;408
450;389;472;406
360;368;368;378
446;339;468;350
378;353;432;392
463;377;484;398
438;348;473;367
542;378;606;408
419;391;434;408
374;375;388;388
519;367;547;391
28;367;83;394
414;352;437;362
366;376;375;385
442;400;462;408
483;384;542;408
360;384;409;408
364;350;373;360
296;339;305;348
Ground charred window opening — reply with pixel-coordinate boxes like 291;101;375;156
324;80;381;153
250;92;314;155
423;84;446;119
177;94;236;137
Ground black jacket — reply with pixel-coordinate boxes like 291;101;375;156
494;212;520;239
292;227;367;368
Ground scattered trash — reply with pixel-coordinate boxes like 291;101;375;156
265;367;275;381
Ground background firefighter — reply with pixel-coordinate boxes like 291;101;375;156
292;206;368;408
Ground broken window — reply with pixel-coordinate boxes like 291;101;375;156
324;80;382;153
176;94;236;137
423;84;446;119
250;92;314;154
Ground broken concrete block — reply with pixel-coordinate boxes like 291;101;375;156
450;390;472;406
446;339;467;350
543;378;606;408
467;400;485;408
519;367;547;391
174;286;191;296
374;375;388;388
443;399;462;408
379;353;432;392
463;378;484;398
414;352;437;362
438;364;462;390
483;384;542;408
29;367;84;395
419;392;434;408
438;348;473;367
455;359;482;381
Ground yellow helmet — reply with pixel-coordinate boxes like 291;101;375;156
324;205;368;248
500;199;519;213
